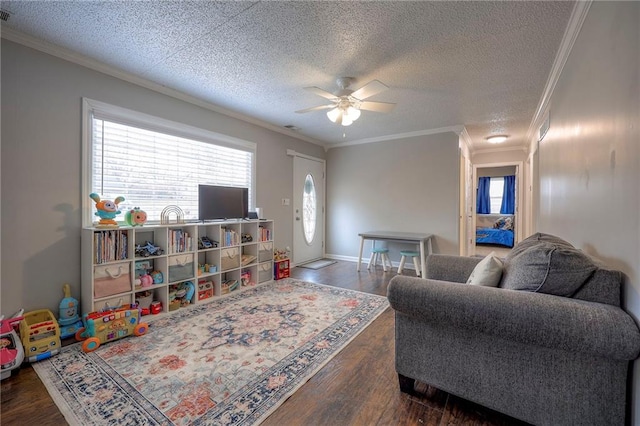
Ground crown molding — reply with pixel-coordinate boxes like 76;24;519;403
326;125;465;150
457;127;473;157
1;27;327;148
472;145;528;156
525;0;592;155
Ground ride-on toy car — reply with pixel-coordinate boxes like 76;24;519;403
1;310;24;380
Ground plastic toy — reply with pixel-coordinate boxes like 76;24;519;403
19;309;61;362
139;273;153;288
58;284;83;339
183;281;196;302
1;310;25;380
150;301;162;315
198;281;213;300
135;241;164;257
151;270;163;284
89;193;125;227
125;207;147;226
198;236;218;249
75;303;148;353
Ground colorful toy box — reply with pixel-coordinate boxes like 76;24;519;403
76;304;148;353
19;309;61;362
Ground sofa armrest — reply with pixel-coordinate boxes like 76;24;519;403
425;254;481;283
387;276;640;360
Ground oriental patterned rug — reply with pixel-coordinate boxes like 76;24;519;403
33;279;389;425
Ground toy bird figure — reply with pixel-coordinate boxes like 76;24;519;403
90;193;125;227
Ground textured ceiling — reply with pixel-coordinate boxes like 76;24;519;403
1;1;575;150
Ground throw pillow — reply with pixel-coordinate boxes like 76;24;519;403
466;251;503;287
501;242;597;296
506;232;574;261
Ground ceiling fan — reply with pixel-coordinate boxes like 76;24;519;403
295;77;396;126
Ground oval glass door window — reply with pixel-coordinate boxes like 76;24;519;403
303;174;317;245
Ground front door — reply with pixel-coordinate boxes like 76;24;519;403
293;156;325;265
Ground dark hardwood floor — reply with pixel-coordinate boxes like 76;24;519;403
0;261;528;425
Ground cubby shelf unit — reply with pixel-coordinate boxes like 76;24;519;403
81;220;274;316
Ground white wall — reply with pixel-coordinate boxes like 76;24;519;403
325;132;460;262
1;40;324;315
534;2;640;422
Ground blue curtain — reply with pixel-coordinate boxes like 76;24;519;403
476;177;491;214
500;175;516;214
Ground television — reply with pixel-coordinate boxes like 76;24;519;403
198;185;249;221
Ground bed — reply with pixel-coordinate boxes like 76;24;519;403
476;214;514;248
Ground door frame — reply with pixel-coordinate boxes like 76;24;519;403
288;150;326;267
471;161;524;252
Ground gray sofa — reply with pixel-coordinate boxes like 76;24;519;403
387;233;640;425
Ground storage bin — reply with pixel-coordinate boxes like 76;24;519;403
221;248;240;271
94;262;131;298
258;262;273;283
258;242;273;262
168;254;194;282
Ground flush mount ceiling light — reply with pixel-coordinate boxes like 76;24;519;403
295;77;395;127
486;135;508;144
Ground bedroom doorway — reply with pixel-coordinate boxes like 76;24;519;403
471;162;523;256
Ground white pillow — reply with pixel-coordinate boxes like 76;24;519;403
466;252;504;287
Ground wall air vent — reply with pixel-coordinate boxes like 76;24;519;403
0;9;11;22
539;111;550;142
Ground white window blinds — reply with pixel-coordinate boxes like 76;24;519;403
88;110;254;224
489;177;504;214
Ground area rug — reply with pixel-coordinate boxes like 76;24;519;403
297;259;337;270
33;279;389;425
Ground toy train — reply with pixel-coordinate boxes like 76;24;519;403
75;303;148;353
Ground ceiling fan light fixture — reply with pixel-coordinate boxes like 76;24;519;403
341;113;353;126
346;106;361;121
486;135;508;144
327;107;341;123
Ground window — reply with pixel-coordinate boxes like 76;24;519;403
489;177;504;214
302;174;317;244
83;99;255;226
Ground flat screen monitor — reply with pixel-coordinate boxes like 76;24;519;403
198;185;248;220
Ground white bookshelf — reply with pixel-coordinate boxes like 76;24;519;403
81;220;274;316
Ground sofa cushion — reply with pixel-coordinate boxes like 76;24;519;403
501;242;597;296
466;252;503;287
506;232;574;260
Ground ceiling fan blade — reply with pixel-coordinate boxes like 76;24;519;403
351;80;389;100
295;104;335;114
359;101;396;113
305;86;338;100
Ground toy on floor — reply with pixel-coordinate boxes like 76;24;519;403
1;309;25;380
89;193;125;227
75;303;148;353
58;284;84;339
19;309;61;362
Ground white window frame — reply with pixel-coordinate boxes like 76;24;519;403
81;98;256;227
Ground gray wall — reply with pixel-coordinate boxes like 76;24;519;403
535;2;640;421
477;166;516;178
325;133;460;262
1;40;324;315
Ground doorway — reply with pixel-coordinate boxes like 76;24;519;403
470;162;523;256
293;155;325;265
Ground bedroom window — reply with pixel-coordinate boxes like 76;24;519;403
489;177;504;214
82;99;255;226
